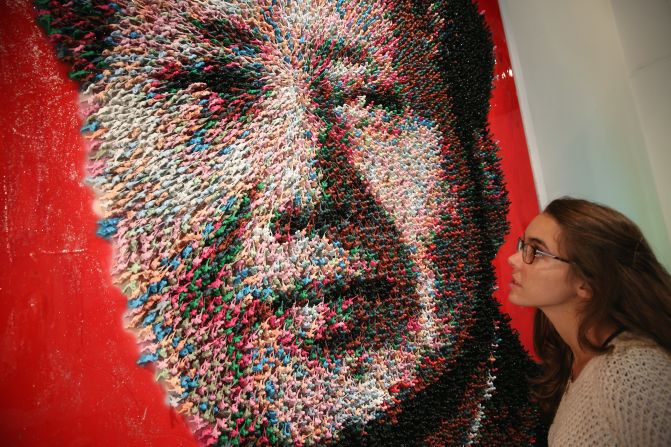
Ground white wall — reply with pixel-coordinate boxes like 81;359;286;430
610;0;671;266
498;0;671;268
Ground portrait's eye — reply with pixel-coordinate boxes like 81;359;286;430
361;87;405;114
269;205;315;243
157;56;264;98
156;18;265;100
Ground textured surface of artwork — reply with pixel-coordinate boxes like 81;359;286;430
35;0;542;445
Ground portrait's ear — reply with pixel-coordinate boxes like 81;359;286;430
34;0;126;88
439;0;494;135
438;0;510;251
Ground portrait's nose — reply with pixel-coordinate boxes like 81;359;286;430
263;80;421;350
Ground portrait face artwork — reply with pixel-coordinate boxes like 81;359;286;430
36;0;542;445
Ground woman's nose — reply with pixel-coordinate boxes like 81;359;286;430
508;249;522;268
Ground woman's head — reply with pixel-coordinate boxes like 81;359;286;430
543;197;671;350
521;196;671;420
507;211;588;311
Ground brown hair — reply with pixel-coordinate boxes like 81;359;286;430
531;197;671;422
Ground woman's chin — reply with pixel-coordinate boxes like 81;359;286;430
507;290;528;307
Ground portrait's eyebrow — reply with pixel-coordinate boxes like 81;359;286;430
331;40;370;64
194;16;262;52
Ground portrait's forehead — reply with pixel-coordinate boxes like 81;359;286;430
166;0;410;30
123;0;438;66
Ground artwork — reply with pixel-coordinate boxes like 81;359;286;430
33;0;542;445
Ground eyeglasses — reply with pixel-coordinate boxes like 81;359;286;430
517;238;571;265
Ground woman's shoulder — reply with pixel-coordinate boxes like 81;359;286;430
609;331;669;359
592;332;671;445
596;332;671;384
580;332;671;409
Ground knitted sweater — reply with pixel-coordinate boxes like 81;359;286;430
549;332;671;446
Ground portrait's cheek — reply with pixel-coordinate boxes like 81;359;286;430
333;104;466;350
340;104;445;251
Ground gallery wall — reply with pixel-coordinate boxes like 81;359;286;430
499;0;671;269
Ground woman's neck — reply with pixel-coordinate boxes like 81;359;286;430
541;306;619;381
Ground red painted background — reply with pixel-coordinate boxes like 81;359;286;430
482;0;540;355
0;0;539;444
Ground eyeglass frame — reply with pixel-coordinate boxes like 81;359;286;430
516;237;571;265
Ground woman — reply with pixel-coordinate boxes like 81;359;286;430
508;197;671;446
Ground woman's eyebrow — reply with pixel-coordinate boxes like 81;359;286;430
526;236;549;250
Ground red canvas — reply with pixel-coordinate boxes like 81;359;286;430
0;0;540;444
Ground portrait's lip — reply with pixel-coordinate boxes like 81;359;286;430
271;272;417;352
510;276;521;288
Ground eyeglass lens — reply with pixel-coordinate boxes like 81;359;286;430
517;238;534;264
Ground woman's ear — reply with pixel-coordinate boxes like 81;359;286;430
575;280;593;301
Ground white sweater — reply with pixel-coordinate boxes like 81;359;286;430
549;333;671;446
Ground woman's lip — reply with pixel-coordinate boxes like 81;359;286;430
510;278;521;287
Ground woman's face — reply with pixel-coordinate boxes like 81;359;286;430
507;213;583;310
